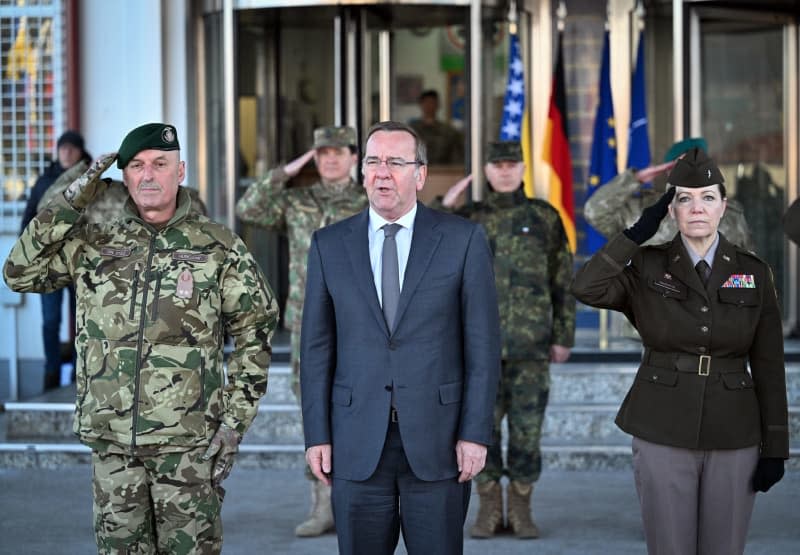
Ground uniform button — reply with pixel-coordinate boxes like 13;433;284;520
384;385;392;391
698;346;707;353
700;306;709;313
700;326;709;333
388;341;396;350
652;375;658;381
740;380;747;387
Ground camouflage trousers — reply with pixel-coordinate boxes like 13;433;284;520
92;447;223;555
476;359;550;484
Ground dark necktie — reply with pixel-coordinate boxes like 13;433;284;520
381;224;401;331
695;260;711;287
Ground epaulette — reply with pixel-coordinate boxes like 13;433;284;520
734;244;767;264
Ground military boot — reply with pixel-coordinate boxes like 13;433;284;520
507;480;539;539
469;480;504;538
294;481;335;537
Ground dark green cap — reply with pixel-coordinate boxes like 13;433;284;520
486;141;522;163
667;147;725;188
313;126;357;149
663;137;707;163
117;123;180;169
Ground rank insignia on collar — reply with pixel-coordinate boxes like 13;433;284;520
663;273;672;280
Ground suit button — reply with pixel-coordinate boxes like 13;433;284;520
652;375;658;381
700;306;709;312
388;341;396;350
698;346;707;353
384;385;392;391
700;326;709;333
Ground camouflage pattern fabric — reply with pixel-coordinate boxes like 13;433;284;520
409;119;464;165
92;447;222;554
235;166;367;385
455;187;574;485
584;169;755;250
476;360;550;484
4;187;278;452
38;159;208;222
458;188;576;360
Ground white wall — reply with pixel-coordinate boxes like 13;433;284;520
80;0;190;182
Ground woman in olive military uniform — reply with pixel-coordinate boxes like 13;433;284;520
572;148;788;555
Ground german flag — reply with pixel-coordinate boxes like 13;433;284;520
543;31;576;252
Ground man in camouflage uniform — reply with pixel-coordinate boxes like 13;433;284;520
4;123;278;554
585;138;755;250
441;141;576;539
409;90;464;165
235;125;367;537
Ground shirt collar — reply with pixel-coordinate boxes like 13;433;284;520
368;203;417;233
681;232;720;268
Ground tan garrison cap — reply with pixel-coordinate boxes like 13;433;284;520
313;126;357;149
486;141;523;163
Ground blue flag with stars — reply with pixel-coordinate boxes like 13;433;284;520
499;32;524;140
627;31;651;172
585;30;617;254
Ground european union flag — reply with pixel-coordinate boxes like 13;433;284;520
627;31;651;172
585;30;617;253
499;32;524;140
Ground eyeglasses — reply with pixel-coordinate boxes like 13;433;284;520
362;156;422;172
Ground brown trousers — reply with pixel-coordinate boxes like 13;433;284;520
632;436;759;555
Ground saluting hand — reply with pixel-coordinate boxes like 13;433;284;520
284;149;316;177
442;174;472;208
456;439;487;483
63;152;117;210
634;160;677;184
622;186;676;245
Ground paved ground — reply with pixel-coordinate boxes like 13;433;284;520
1;466;797;554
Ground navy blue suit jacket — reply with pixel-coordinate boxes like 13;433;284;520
301;202;501;482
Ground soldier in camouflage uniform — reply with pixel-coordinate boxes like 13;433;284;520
4;123;278;555
585;138;755;250
409;90;465;165
235;125;367;537
441;141;576;539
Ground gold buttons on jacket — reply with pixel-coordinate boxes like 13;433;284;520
700;306;709;312
700;326;709;333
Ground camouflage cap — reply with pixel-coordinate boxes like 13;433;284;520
117;123;180;169
667;147;725;188
313;126;357;149
663;137;707;163
486;141;523;163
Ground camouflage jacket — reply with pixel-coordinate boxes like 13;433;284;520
584;169;755;250
235;166;367;347
457;188;576;360
38;160;207;222
4;187;278;453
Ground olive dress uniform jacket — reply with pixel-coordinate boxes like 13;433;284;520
572;232;788;458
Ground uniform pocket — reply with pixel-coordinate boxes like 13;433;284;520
635;365;678;387
136;344;208;440
718;288;759;307
721;372;754;390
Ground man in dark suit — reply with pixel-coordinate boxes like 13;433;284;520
301;121;501;554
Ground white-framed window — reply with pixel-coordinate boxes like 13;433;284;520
1;0;65;232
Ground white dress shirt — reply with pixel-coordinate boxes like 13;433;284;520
368;204;417;307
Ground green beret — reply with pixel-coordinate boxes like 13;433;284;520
667;147;725;188
663;137;707;163
117;123;180;169
486;141;522;163
313;126;357;149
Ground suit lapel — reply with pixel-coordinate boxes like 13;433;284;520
665;236;707;298
343;210;387;332
393;203;442;334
